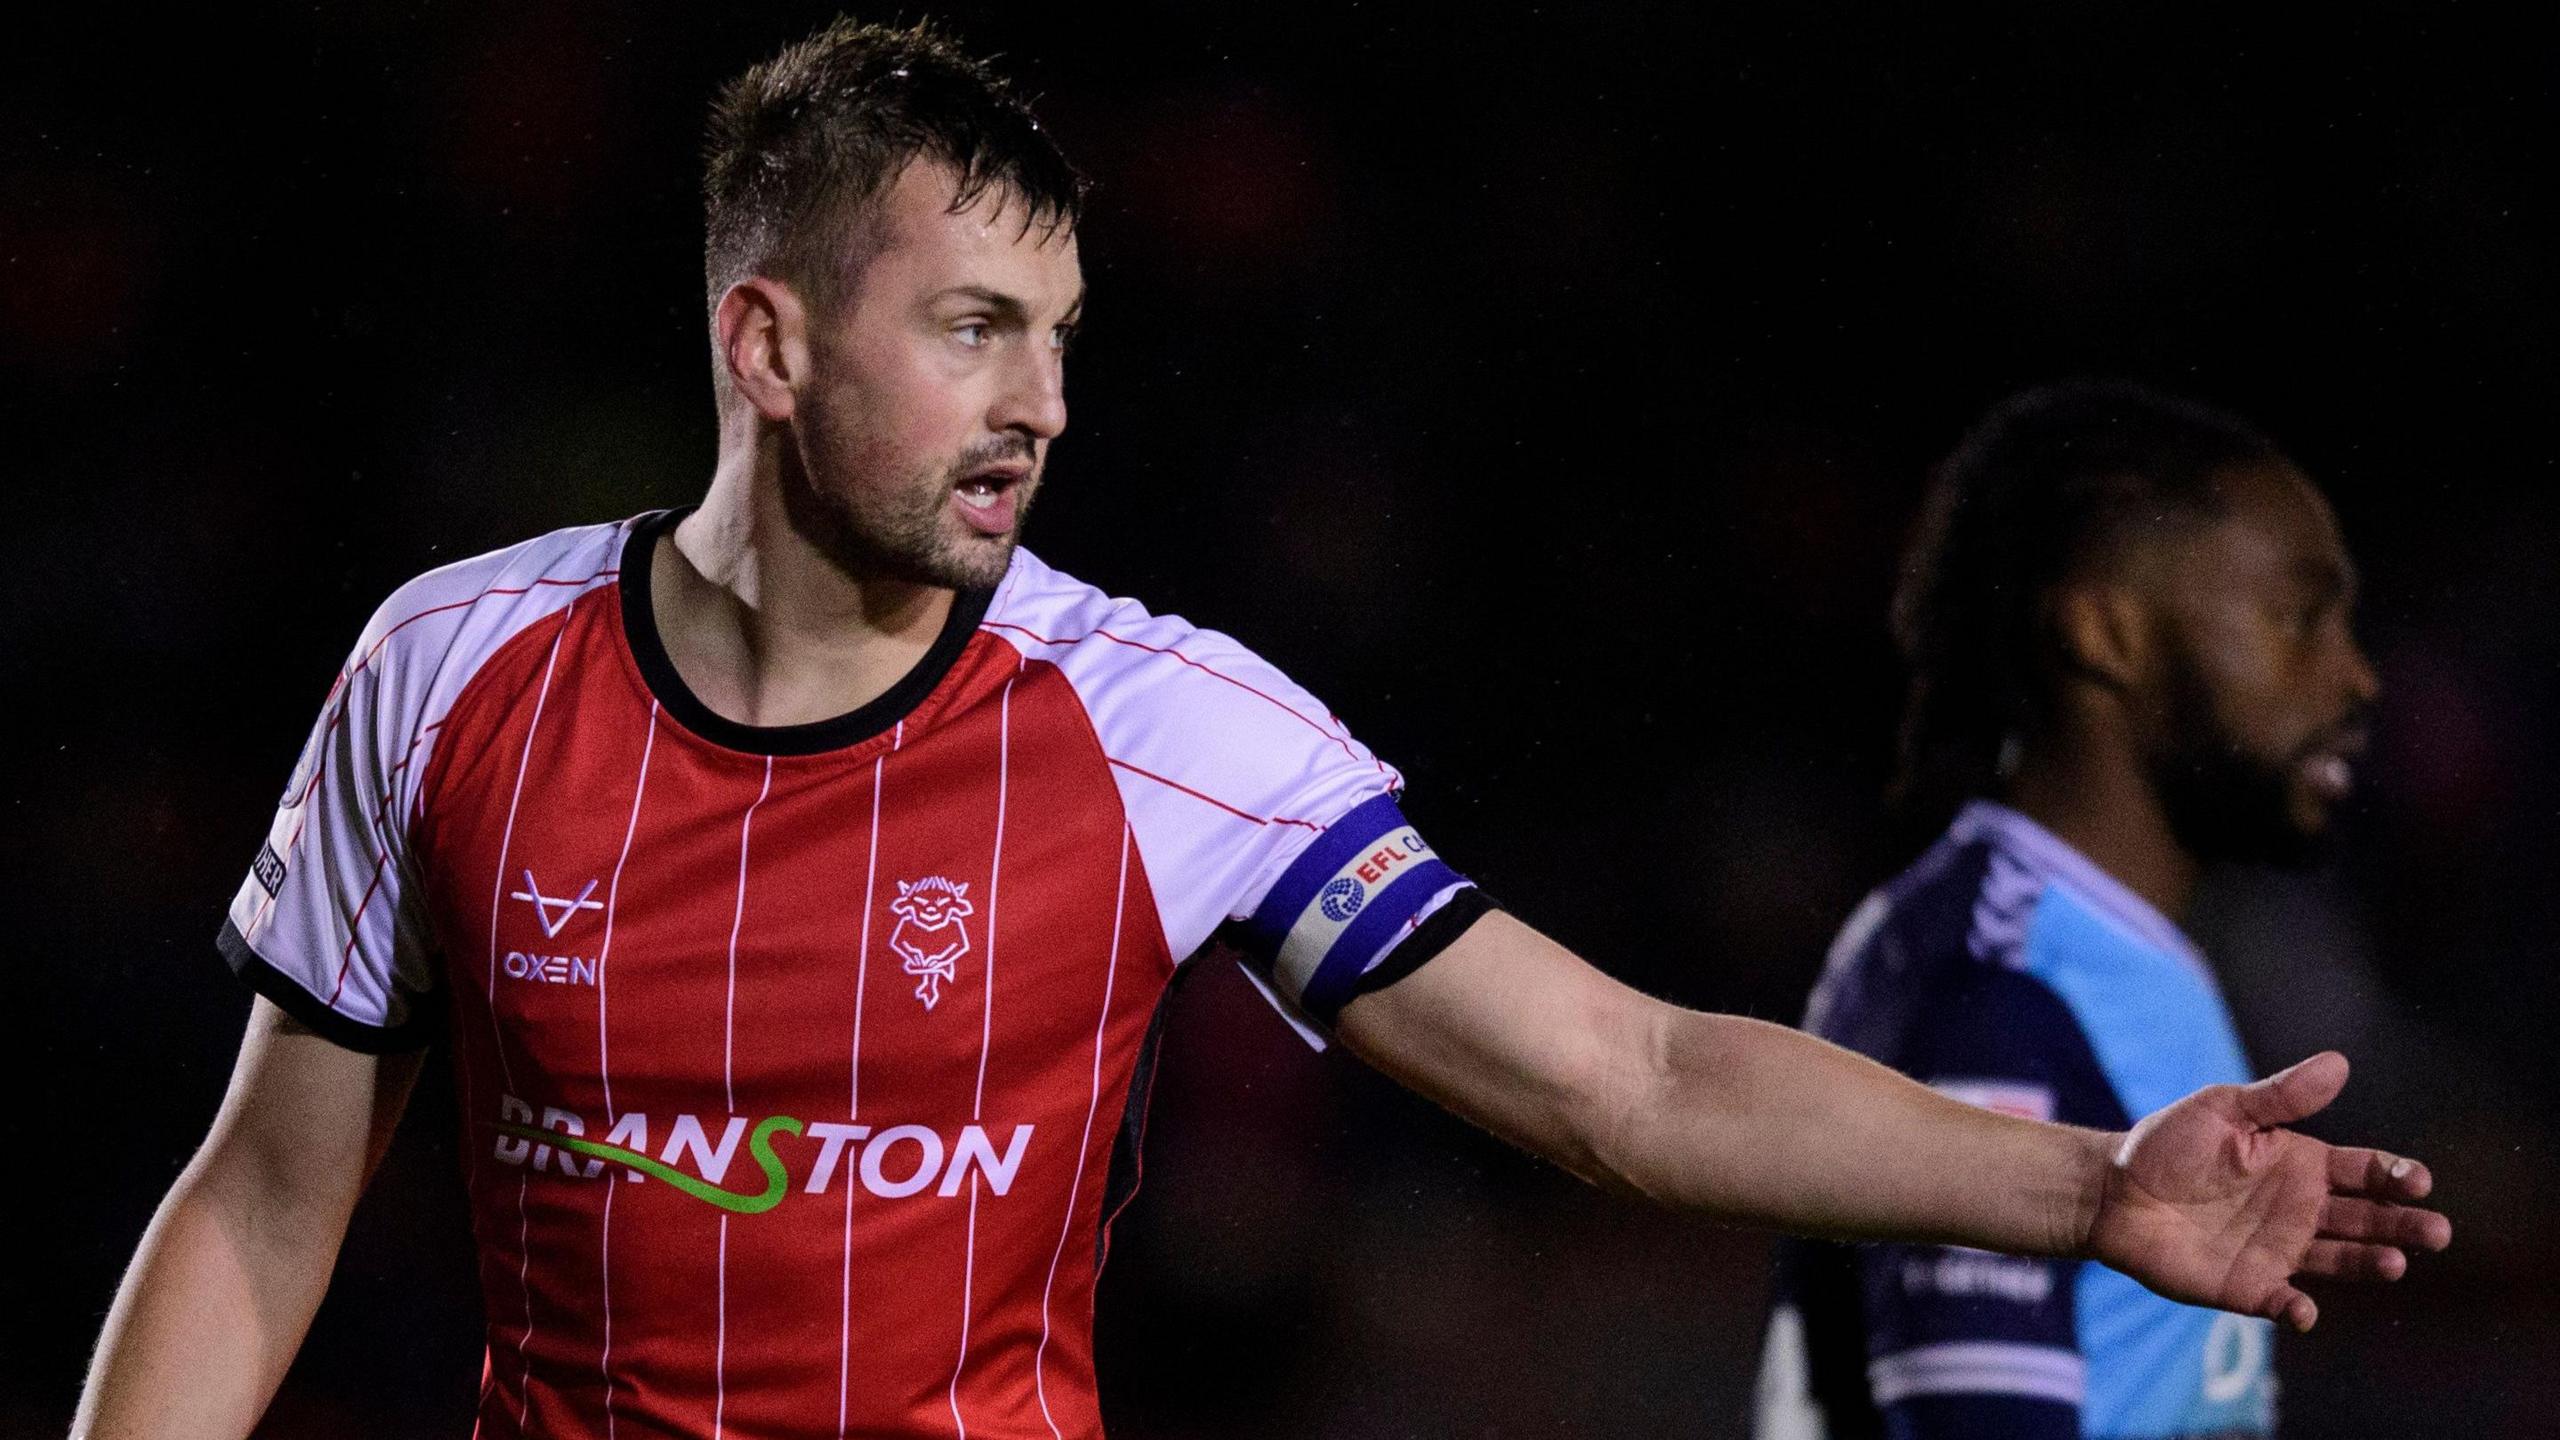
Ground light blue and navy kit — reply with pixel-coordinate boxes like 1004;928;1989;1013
1755;801;2276;1440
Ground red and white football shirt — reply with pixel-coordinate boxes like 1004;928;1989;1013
221;508;1488;1439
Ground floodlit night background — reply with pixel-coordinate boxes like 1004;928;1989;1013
9;4;2554;1434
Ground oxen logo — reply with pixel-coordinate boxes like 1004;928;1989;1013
511;870;603;938
889;876;975;1010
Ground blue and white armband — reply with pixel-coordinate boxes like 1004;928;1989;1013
1229;793;1495;1028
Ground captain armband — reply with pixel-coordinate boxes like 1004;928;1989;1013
1226;793;1494;1027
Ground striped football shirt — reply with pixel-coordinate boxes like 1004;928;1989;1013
222;507;1490;1439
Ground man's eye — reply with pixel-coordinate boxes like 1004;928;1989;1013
954;322;991;348
1050;323;1077;352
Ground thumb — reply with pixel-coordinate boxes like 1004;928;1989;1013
2236;1051;2350;1129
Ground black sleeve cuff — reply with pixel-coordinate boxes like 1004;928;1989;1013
217;920;438;1055
1346;886;1501;1001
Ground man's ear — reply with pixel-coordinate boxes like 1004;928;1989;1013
715;277;809;423
2050;583;2153;693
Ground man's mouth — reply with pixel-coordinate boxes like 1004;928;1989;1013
951;462;1031;536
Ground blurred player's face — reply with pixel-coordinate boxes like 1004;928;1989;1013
784;161;1082;590
2139;465;2379;864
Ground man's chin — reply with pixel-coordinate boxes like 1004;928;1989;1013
916;529;1018;591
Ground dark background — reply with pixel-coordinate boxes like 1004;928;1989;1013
9;3;2554;1435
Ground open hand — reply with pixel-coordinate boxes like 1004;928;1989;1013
2087;1051;2451;1332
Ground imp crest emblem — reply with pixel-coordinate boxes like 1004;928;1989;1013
888;876;975;1010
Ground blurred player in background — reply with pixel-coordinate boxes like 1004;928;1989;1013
1757;381;2384;1438
77;22;2445;1440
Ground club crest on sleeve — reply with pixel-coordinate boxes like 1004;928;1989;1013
889;876;975;1010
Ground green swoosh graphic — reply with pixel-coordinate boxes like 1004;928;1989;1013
495;1115;805;1215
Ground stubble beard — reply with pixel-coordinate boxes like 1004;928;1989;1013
2147;651;2324;868
779;411;1037;593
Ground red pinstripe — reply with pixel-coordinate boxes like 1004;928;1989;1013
296;573;619;813
354;569;620;676
980;618;1373;770
1103;756;1325;832
245;569;616;942
323;842;398;1007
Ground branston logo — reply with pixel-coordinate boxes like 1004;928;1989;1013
510;869;602;938
888;875;974;1010
491;1096;1033;1215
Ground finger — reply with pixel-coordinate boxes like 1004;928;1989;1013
2262;1284;2319;1333
2301;1239;2408;1283
2236;1052;2350;1128
2327;1146;2435;1201
2319;1196;2454;1252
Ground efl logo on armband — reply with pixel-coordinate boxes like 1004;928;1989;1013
1238;793;1465;1024
252;843;289;898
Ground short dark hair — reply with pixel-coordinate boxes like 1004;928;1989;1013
702;17;1088;315
1889;379;2288;829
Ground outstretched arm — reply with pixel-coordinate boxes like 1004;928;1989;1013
75;997;421;1440
1334;910;2448;1331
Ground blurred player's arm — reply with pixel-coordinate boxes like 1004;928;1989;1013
74;997;420;1440
1336;908;2449;1330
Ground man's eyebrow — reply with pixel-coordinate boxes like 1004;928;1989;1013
932;285;1085;325
933;286;1029;322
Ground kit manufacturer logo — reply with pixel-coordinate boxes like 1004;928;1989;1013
510;869;603;938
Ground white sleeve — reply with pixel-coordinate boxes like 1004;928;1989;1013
219;600;442;1051
991;562;1491;1040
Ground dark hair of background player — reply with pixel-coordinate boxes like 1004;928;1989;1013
702;16;1090;319
1887;378;2289;839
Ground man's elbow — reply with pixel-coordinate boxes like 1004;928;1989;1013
1557;996;1686;1206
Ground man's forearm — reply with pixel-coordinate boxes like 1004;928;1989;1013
1337;913;2116;1256
75;1159;346;1440
1590;1008;2113;1256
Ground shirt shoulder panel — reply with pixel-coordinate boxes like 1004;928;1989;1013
980;550;1402;952
981;548;1398;797
980;551;1469;1043
222;517;631;1042
349;519;633;728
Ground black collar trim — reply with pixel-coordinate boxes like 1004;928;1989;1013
616;506;994;757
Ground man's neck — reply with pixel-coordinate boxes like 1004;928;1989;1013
2000;740;2200;922
654;441;956;730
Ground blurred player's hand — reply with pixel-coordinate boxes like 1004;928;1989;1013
2088;1051;2451;1331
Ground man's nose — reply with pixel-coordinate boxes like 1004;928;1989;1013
990;347;1067;442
